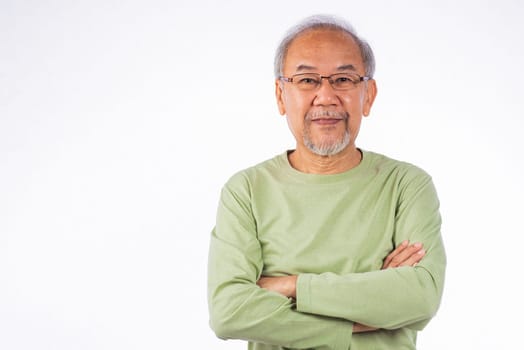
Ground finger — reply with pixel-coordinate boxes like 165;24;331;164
385;242;424;268
382;240;409;268
390;243;423;267
396;248;425;267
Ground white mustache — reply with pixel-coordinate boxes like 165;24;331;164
305;110;348;121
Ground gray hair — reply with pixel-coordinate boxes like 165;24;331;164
274;15;375;78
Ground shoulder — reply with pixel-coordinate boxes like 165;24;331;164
362;150;436;198
364;150;432;182
223;152;286;193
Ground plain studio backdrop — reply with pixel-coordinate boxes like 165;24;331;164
1;0;523;349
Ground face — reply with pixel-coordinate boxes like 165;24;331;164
275;29;377;157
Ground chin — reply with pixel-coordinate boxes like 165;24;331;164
306;133;351;157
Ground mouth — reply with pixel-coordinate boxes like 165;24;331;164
306;110;348;125
310;118;344;125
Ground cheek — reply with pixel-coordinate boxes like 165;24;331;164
341;94;361;111
342;93;360;104
285;90;312;112
285;115;304;142
340;95;364;131
286;102;301;115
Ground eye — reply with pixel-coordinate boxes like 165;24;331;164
297;77;319;85
334;76;355;84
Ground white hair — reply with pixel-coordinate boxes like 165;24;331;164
274;14;376;78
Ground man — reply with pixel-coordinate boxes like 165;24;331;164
208;14;446;350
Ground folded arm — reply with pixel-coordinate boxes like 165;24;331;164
208;168;446;344
257;240;427;332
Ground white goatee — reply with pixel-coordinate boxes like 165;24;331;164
303;110;350;156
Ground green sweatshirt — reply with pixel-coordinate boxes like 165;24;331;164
208;150;446;350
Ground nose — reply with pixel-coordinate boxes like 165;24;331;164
313;77;340;106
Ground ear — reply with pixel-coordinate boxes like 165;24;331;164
362;79;377;117
275;79;286;115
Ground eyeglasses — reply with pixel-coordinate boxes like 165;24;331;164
279;72;370;91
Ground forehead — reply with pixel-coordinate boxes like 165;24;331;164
284;28;363;73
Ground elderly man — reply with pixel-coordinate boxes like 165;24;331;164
208;15;446;350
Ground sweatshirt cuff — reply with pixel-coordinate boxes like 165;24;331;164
296;273;313;313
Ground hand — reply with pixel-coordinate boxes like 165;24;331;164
382;240;425;269
353;323;377;333
257;275;297;299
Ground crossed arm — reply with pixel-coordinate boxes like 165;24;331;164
209;172;446;347
257;240;426;333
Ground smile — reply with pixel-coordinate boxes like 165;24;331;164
311;118;344;125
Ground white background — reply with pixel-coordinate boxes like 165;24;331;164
1;0;523;349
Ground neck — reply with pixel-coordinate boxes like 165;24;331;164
288;145;362;174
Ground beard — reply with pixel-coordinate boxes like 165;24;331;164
303;110;351;156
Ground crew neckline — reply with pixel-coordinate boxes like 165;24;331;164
276;149;371;184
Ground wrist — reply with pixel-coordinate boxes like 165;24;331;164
288;275;297;299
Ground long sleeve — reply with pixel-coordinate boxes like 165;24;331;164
208;151;446;350
295;173;446;330
207;173;353;350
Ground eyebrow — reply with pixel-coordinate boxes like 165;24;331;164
295;64;316;72
336;64;357;71
294;64;357;73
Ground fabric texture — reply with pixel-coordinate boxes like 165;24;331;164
208;150;446;350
